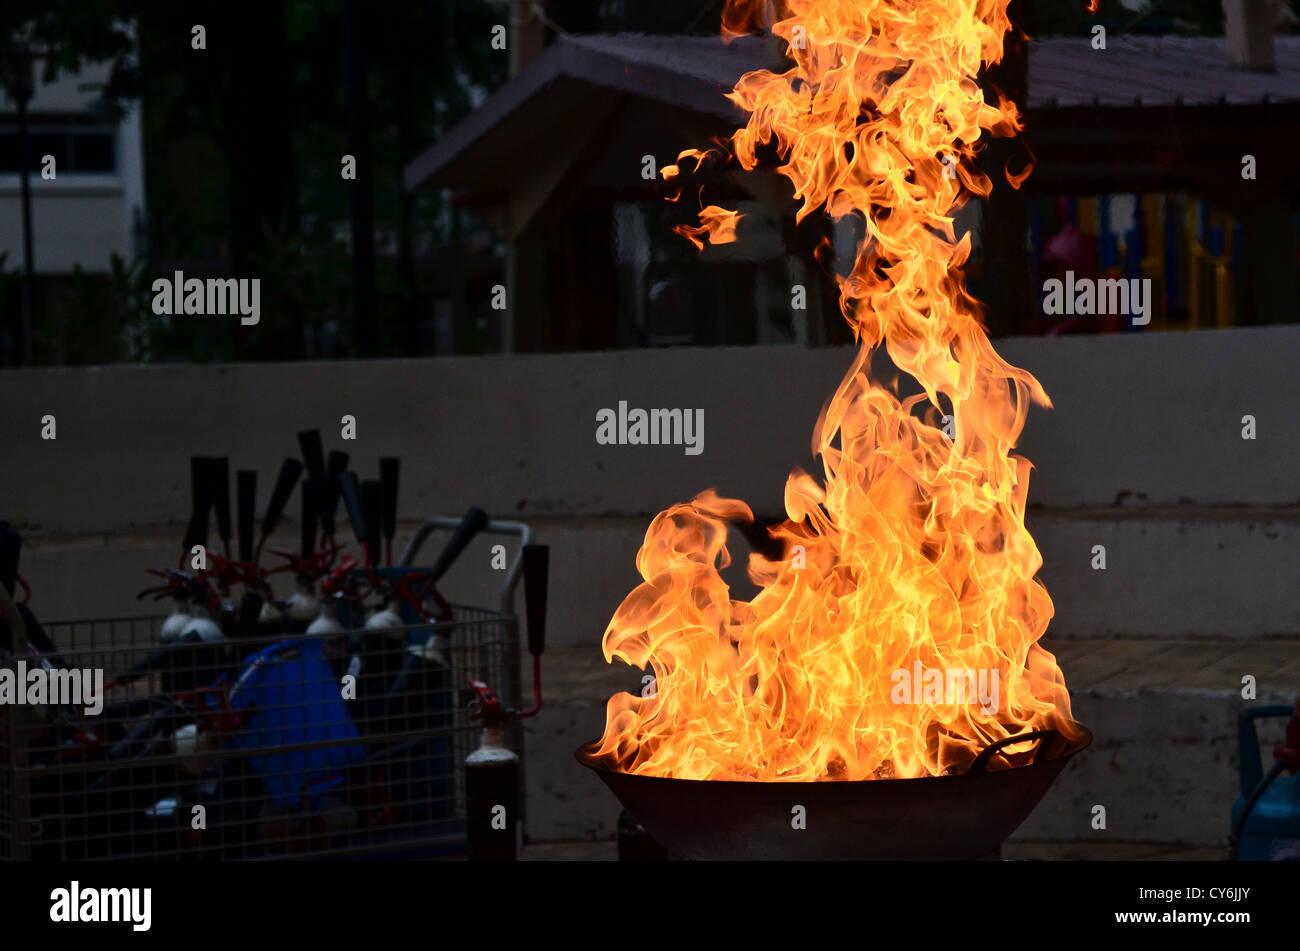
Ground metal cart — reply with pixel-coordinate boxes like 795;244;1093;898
0;518;531;860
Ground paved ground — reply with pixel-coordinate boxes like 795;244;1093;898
520;840;1228;861
1048;637;1300;691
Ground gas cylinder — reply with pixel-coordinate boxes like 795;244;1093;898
306;595;344;636
408;632;449;668
466;725;520;861
179;602;225;643
465;680;520;861
364;599;403;636
1232;700;1300;860
258;594;284;625
160;597;191;643
164;601;225;695
285;578;321;633
173;722;218;777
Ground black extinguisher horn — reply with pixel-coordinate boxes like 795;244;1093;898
236;470;257;563
321;451;350;540
360;479;383;563
301;479;319;560
297;429;330;531
182;456;215;554
379;457;400;564
211;456;232;556
337;471;367;547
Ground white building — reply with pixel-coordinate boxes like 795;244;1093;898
0;56;146;274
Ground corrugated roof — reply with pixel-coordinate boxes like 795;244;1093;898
565;33;768;94
1030;35;1300;107
406;32;1300;191
566;32;1300;109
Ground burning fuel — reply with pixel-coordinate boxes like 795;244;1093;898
890;662;999;716
590;0;1083;782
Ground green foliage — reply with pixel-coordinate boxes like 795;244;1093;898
253;227;355;360
0;1;133;88
34;253;150;364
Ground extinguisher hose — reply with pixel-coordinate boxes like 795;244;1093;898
1231;759;1286;860
519;655;543;718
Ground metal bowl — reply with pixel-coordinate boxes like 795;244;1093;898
577;726;1091;860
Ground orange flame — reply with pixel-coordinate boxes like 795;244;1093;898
592;0;1081;781
675;205;746;249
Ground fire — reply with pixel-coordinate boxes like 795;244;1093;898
590;0;1082;781
674;205;745;250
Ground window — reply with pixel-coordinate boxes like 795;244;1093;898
0;120;117;174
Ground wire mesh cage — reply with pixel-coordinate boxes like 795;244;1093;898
0;518;531;861
1;608;514;860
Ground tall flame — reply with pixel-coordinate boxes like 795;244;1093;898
591;0;1082;781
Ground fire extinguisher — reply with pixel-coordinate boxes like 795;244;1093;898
137;569;193;643
309;554;362;636
465;543;547;861
1231;697;1300;860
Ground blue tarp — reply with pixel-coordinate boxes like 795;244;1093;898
229;639;366;807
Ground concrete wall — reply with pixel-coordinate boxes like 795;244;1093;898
5;326;1296;527
2;325;1297;847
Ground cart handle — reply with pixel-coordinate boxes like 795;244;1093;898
397;517;533;614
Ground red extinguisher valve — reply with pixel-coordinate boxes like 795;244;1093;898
266;543;340;583
468;680;505;727
319;554;359;598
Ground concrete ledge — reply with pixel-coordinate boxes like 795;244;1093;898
1034;511;1300;637
2;326;1298;540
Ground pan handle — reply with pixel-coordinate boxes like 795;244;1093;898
968;729;1061;775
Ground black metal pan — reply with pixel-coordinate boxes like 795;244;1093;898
577;726;1091;860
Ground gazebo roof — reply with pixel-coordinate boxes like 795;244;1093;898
405;32;1300;194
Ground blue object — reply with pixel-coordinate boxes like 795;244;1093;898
229;638;366;807
1208;224;1225;258
1098;196;1119;271
1232;705;1300;861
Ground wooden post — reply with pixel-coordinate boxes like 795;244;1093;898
1224;0;1278;72
510;0;547;77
